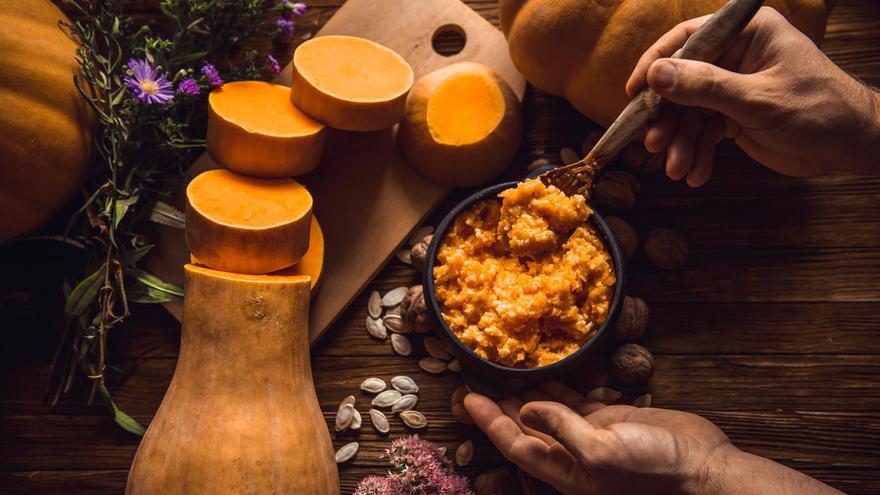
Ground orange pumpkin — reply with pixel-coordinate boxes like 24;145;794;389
0;0;94;242
499;0;832;126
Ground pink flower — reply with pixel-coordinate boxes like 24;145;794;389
354;476;408;495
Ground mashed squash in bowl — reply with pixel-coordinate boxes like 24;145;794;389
432;178;616;368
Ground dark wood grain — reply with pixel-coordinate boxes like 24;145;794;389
3;1;879;494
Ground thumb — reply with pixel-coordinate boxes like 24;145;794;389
647;58;752;123
520;401;605;466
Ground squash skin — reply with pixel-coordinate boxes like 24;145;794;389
290;36;414;131
0;0;94;242
398;62;523;187
126;265;338;494
207;81;326;178
499;0;832;127
185;170;313;275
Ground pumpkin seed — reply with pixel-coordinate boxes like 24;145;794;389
385;305;402;317
423;336;451;360
381;287;409;307
335;403;355;431
350;408;362;430
335;442;359;463
367;290;382;318
561;147;580;165
365;316;387;339
341;395;356;408
633;393;652;408
372;390;402;408
391;334;412;356
392;394;419;413
451;385;474;424
527;158;551;171
438;446;448;456
400;410;427;429
448;358;461;373
395;249;412;265
391;375;419;394
370;408;390;434
586;387;622;404
455;440;474;466
419;357;447;374
409;226;434;246
360;377;386;394
383;314;407;333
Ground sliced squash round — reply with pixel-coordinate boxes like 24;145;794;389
186;169;313;275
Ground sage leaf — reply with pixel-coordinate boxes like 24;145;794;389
64;265;105;320
131;269;183;298
148;201;185;229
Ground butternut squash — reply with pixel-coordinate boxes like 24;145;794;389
0;0;94;242
398;62;522;187
190;215;325;291
291;35;414;131
499;0;831;126
185;169;313;274
126;264;338;494
207;81;326;178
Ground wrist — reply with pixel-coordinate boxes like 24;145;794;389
679;444;742;495
851;86;880;174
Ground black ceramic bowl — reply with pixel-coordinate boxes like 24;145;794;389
423;181;626;398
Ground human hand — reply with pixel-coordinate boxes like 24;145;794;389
625;7;880;187
464;381;731;495
465;381;844;495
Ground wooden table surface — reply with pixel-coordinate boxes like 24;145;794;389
2;1;880;493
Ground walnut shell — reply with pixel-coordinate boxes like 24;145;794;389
451;384;474;424
604;216;638;260
610;343;654;385
612;295;649;341
594;170;639;210
644;228;688;270
580;129;603;156
474;467;521;495
404;285;432;332
410;234;432;272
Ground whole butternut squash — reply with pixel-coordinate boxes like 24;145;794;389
499;0;832;126
0;0;94;242
126;264;338;494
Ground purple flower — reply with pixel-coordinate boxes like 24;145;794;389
201;62;224;88
123;58;173;105
281;1;307;17
265;54;281;77
177;77;200;96
277;18;295;42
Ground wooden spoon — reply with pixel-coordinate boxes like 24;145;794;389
541;0;765;197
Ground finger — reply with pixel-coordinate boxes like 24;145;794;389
687;115;725;187
647;59;753;124
499;397;558;446
582;404;639;430
626;15;711;96
538;381;606;416
666;108;703;181
644;104;681;153
466;394;590;493
520;401;608;468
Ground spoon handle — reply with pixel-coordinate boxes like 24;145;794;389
584;0;765;168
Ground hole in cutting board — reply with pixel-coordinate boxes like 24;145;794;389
432;24;466;56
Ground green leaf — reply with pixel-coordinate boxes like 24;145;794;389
148;201;185;229
100;384;145;436
122;244;154;266
131;269;183;298
114;194;139;229
64;266;105;320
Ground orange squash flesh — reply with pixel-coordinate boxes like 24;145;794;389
207;81;326;178
186;169;313;275
291;35;414;131
398;62;522;187
126;264;338;494
190;215;325;291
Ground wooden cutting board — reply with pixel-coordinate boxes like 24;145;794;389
145;0;525;344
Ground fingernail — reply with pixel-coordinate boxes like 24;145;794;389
652;61;677;91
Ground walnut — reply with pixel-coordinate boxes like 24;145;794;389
644;228;688;270
580;129;603;156
612;295;649;341
593;170;639;210
410;234;432;272
403;284;432;333
610;343;654;385
604;216;638;260
400;285;421;315
474;466;521;495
